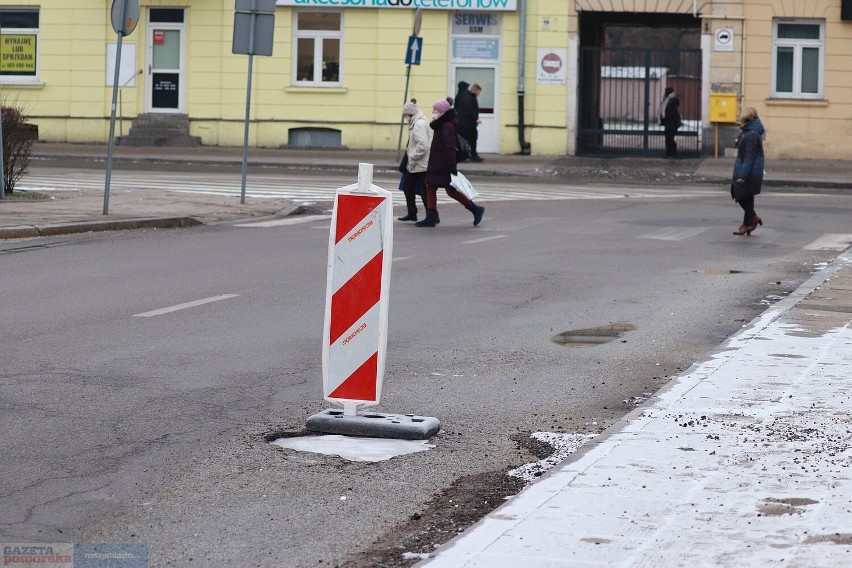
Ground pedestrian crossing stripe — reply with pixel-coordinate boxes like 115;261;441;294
639;227;710;240
803;234;852;251
17;169;720;204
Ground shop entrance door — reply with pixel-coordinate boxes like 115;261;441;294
146;8;185;113
452;65;497;154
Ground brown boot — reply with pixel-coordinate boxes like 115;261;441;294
733;224;749;236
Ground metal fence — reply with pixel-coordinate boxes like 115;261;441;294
577;47;702;157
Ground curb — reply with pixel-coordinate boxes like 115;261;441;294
0;216;202;240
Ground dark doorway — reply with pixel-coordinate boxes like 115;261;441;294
577;12;702;157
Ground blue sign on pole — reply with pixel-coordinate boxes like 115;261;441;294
405;36;423;66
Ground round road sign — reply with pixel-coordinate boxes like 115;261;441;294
111;0;140;37
541;52;563;74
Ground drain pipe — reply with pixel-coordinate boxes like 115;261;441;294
516;0;531;154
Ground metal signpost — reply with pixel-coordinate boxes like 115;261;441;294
233;0;276;204
396;9;423;162
104;0;140;215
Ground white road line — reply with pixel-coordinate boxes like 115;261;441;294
133;294;239;318
464;234;508;244
234;215;330;227
638;226;710;241
558;220;621;235
803;234;852;251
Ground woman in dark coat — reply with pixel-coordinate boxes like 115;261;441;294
415;98;485;228
660;87;681;158
731;106;765;236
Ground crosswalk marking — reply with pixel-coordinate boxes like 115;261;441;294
18;168;720;205
557;220;621;235
639;227;710;241
21;168;848;252
803;234;852;251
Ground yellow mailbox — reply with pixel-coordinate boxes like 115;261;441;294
710;93;738;123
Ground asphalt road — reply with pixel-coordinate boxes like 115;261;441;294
1;178;849;567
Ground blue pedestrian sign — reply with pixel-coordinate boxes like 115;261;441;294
405;36;423;66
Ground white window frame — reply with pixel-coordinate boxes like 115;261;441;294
771;19;824;99
0;8;40;85
292;10;343;87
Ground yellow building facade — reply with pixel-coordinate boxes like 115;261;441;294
0;1;849;159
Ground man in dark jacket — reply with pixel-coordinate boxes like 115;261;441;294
454;81;483;162
660;87;681;158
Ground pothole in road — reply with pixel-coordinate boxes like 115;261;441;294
551;324;635;347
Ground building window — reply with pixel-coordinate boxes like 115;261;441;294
772;20;824;99
294;11;342;86
0;8;40;82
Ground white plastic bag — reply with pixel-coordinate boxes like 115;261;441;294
450;171;479;200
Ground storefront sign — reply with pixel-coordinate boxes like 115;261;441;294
452;12;499;34
152;73;179;109
276;0;517;10
452;37;499;60
536;48;566;85
0;34;37;75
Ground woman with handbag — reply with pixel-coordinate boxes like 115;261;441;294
730;106;766;236
398;100;432;222
416;98;485;228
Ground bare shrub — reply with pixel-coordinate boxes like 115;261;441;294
2;105;36;194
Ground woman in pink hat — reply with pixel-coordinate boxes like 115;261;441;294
416;98;485;227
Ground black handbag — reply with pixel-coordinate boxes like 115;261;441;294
398;152;408;173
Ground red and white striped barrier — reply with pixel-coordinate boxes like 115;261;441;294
322;163;394;415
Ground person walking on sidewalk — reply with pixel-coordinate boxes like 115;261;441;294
660;87;682;159
398;100;432;222
731;106;766;236
416;98;485;228
454;81;484;162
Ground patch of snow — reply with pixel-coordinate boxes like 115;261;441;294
270;434;434;462
508;432;595;484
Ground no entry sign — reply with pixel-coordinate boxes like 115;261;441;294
322;164;394;412
537;48;567;85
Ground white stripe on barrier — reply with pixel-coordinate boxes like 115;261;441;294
331;207;386;295
327;303;382;395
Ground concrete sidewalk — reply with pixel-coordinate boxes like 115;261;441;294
421;250;852;567
0;143;850;240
